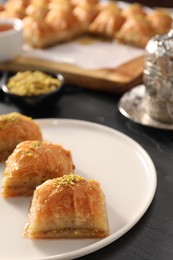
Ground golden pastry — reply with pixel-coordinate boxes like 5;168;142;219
89;4;125;38
1;140;75;197
0;112;42;162
23;1;84;48
46;3;84;43
2;0;167;51
48;0;71;10
23;16;55;48
71;0;99;7
25;0;49;19
3;0;30;19
147;9;173;35
24;174;109;239
73;2;100;30
121;3;147;19
116;15;155;48
30;0;49;4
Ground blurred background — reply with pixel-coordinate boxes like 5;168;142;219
0;0;173;7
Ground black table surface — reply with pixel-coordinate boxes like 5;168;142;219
0;82;173;260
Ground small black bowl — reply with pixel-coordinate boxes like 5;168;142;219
1;71;64;109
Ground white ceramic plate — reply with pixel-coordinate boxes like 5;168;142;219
0;119;157;260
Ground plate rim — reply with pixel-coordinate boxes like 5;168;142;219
0;119;157;260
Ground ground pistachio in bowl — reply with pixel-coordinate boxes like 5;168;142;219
6;71;62;96
2;70;64;108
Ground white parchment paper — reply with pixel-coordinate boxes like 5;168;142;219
22;39;144;70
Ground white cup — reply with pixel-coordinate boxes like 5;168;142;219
0;18;23;62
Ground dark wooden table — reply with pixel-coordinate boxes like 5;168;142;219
0;81;173;260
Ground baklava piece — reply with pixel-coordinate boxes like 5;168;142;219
121;3;147;19
73;2;100;30
1;140;75;197
116;15;155;48
23;0;84;48
46;2;84;42
2;0;30;19
147;10;173;35
0;112;42;162
48;0;72;10
24;174;109;239
23;16;54;48
25;0;49;19
89;3;125;38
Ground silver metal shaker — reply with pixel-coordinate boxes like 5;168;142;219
143;30;173;123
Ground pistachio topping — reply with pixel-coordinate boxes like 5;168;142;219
0;112;25;130
54;174;84;187
22;150;33;156
29;141;42;149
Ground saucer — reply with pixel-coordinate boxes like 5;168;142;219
118;84;173;130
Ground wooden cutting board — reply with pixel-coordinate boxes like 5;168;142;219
0;54;144;94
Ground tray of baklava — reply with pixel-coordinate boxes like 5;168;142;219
0;0;172;93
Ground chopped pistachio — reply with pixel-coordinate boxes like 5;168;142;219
54;174;84;187
0;112;23;130
22;150;33;156
29;141;41;149
7;71;61;96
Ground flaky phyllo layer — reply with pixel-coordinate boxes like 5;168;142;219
1;140;75;197
24;174;109;239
